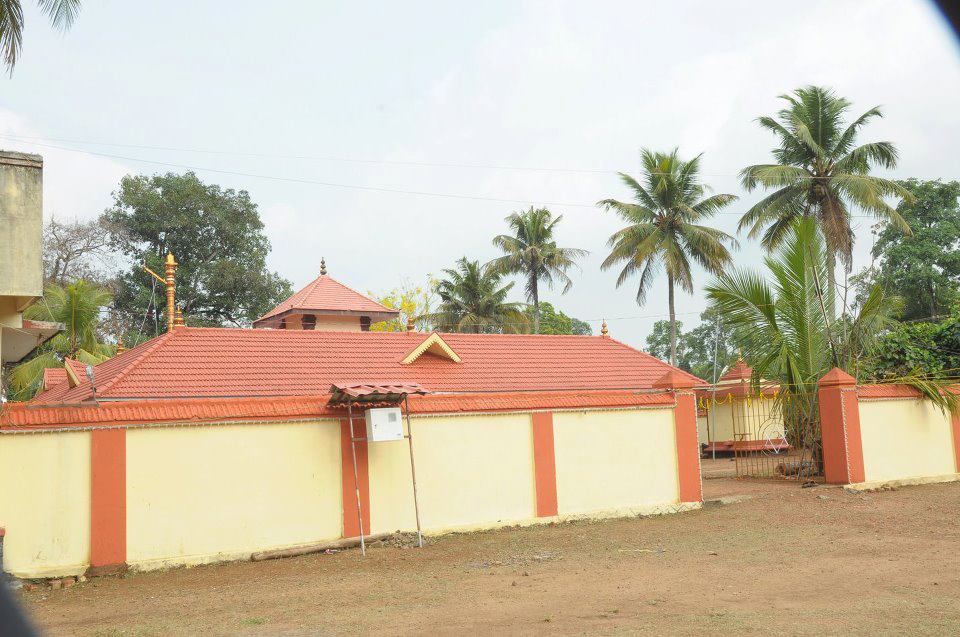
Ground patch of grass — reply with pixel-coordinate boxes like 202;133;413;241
241;617;269;626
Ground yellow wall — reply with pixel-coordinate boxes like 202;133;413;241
126;420;343;570
0;151;43;300
283;314;362;332
0;432;91;578
368;413;536;534
553;409;679;515
702;399;784;443
858;399;957;483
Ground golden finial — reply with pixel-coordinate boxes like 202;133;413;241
407;316;415;332
116;339;125;355
164;252;178;333
320;257;327;276
174;304;185;327
601;319;608;336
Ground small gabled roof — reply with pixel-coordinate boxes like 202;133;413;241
254;271;398;327
718;359;752;383
401;333;461;364
42;367;68;390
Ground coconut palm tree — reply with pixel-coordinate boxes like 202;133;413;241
8;279;113;400
429;258;527;334
488;207;587;334
706;217;900;391
598;149;737;365
738;86;913;310
705;217;910;466
0;0;81;72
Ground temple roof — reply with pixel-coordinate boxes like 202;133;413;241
253;270;398;327
32;327;705;403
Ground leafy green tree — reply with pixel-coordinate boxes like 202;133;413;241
488;207;587;334
0;0;80;73
859;179;960;321
646;320;689;369
103;172;292;335
8;280;113;400
524;302;591;335
428;258;527;333
864;310;960;381
645;310;742;380
682;307;745;382
739;86;913;306
599;148;737;366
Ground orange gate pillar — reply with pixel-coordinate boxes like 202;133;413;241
654;370;702;503
817;368;865;485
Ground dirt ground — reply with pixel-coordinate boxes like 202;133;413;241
18;477;960;636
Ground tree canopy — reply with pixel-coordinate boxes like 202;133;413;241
525;302;591;335
858;179;960;322
0;0;81;73
8;280;114;400
103;172;292;336
599;148;737;365
428;258;527;333
645;307;744;381
488;207;586;334
738;86;913;304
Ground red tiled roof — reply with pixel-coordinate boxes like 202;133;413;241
254;273;398;325
42;367;68;390
856;383;960;399
31;327;704;403
37;358;88;397
2;390;676;430
718;359;751;383
857;384;922;399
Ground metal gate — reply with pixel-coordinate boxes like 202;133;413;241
731;389;821;480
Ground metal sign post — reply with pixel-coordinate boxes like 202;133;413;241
333;383;428;557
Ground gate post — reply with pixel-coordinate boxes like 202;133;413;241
817;368;865;485
654;370;702;503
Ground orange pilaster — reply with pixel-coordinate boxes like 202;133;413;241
952;413;960;473
817;368;865;484
90;428;126;570
340;418;370;537
654;370;702;503
531;412;558;517
673;392;702;502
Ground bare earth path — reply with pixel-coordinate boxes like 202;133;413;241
19;478;960;636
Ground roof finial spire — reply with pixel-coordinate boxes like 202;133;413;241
407;315;416;332
601;319;608;336
320;257;327;276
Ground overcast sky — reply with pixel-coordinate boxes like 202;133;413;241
2;1;959;347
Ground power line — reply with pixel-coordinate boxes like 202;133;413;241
0;133;911;220
0;133;619;175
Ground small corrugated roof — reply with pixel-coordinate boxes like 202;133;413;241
254;273;398;326
30;327;704;404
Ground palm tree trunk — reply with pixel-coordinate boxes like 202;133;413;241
531;273;540;334
668;276;677;366
826;251;837;322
